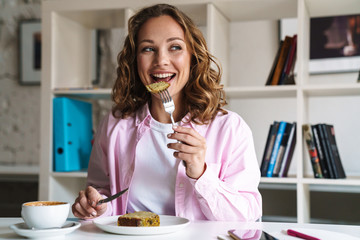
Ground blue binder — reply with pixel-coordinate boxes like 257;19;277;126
53;97;93;172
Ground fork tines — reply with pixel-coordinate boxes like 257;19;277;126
159;88;171;103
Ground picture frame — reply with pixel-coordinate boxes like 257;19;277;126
18;20;99;86
19;20;41;85
280;15;360;75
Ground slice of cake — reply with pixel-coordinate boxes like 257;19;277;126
117;211;160;227
145;81;170;93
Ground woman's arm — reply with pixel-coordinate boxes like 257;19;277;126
169;113;262;221
167;125;207;179
73;115;113;218
192;118;262;221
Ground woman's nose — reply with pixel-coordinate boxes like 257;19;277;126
154;49;169;66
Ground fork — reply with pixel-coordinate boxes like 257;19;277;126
158;89;186;166
159;89;176;126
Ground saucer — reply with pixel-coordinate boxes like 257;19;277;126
10;221;80;239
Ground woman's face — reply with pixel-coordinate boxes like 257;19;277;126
136;15;191;100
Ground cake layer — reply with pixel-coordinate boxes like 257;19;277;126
117;211;160;227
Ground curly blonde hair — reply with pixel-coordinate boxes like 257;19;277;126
112;3;227;124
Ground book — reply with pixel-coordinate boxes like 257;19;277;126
278;35;294;85
302;124;323;178
265;41;284;86
260;124;274;176
278;122;296;177
316;124;336;179
53;97;93;172
267;121;287;177
324;124;346;179
280;34;297;85
270;36;293;85
284;35;297;75
260;122;280;176
311;125;330;178
285;34;297;84
321;123;341;178
272;133;288;177
273;123;292;177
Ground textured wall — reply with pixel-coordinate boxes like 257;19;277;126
92;28;124;129
0;0;41;166
0;0;122;166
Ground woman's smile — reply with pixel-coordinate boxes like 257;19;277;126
150;72;176;82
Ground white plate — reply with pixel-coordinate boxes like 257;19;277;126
10;221;80;239
93;215;190;235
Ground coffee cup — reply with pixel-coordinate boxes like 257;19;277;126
21;201;70;229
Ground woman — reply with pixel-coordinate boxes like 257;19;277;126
72;3;262;221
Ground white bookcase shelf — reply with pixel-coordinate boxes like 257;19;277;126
261;177;298;184
225;86;298;98
53;88;112;99
40;0;360;223
303;84;360;97
51;171;88;178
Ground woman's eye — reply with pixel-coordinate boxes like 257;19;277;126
170;45;181;51
142;47;154;52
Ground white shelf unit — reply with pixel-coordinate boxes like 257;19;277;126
40;0;360;223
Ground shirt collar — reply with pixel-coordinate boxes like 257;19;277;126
135;103;209;136
135;103;152;127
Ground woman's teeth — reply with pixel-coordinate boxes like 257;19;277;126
152;73;173;78
152;73;175;81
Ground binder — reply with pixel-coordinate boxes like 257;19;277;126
53;97;93;172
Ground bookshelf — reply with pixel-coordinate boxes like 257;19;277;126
40;0;360;222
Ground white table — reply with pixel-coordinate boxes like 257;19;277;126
1;217;360;239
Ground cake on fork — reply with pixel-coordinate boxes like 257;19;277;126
145;81;170;93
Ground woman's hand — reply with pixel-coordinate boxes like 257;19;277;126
72;186;107;219
167;125;207;179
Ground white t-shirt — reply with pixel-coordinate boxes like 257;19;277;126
127;118;180;215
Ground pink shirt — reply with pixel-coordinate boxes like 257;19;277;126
87;104;262;221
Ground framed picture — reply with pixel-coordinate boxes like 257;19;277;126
18;20;99;86
19;20;41;85
280;15;360;74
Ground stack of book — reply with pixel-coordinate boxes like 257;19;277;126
260;121;297;177
265;34;297;86
302;123;346;179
